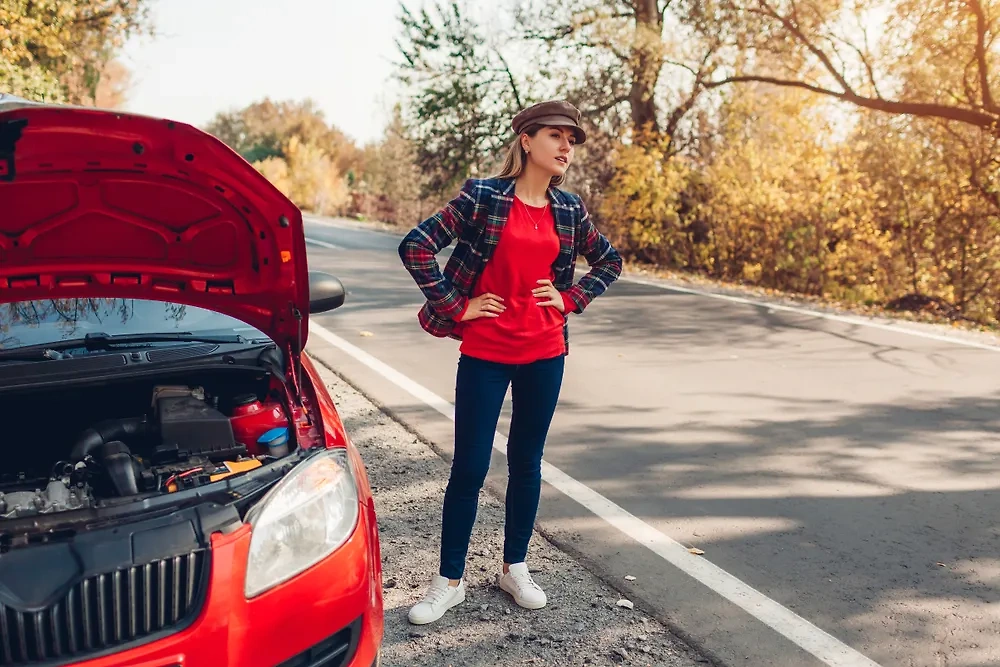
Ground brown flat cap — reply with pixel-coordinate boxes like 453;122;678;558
511;100;587;144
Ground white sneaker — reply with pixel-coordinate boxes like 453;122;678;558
497;562;547;609
407;575;465;625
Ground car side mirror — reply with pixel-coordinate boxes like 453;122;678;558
308;271;346;314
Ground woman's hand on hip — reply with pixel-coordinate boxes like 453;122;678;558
460;293;506;321
533;279;566;313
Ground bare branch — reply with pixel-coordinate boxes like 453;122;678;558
664;59;700;77
965;272;995;306
752;1;854;94
72;9;118;26
963;58;980;108
658;0;670;22
831;33;882;99
523;9;634;43
665;50;714;149
492;49;523;109
940;119;977;152
581;95;630;116
968;155;1000;211
588;39;631;63
666;87;703;147
704;74;1000;132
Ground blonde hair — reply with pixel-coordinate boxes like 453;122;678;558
492;125;566;187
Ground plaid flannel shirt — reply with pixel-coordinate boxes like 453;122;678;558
397;177;622;352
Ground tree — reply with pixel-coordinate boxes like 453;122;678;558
204;98;357;167
0;0;151;103
355;104;429;225
599;130;690;263
68;57;133;108
383;0;1000;326
204;99;359;217
678;86;894;300
853;113;1000;321
252;136;350;216
393;0;726;217
684;0;1000;134
514;0;670;136
395;1;527;197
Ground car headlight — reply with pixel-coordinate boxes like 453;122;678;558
244;448;360;598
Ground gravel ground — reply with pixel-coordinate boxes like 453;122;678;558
309;361;708;667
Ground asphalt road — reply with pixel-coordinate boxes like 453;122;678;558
301;216;1000;667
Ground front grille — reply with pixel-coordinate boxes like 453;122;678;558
0;551;208;665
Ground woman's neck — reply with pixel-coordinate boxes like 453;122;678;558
515;163;551;206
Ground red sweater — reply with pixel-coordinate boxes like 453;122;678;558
454;197;575;364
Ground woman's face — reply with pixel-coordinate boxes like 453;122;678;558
523;126;576;178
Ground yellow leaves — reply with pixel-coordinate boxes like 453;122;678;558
209;98;361;218
674;87;917;298
741;263;763;282
253;157;291;193
253;136;349;217
599;132;689;254
1;0;150;103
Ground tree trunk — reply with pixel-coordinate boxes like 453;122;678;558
629;0;663;137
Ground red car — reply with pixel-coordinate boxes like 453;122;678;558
0;94;384;666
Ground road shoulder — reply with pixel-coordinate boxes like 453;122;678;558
310;358;708;667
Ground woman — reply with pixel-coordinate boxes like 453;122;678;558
398;99;622;625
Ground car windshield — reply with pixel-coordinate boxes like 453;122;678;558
0;298;269;350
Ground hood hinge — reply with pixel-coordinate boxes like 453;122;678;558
291;304;304;384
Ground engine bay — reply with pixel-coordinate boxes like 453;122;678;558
0;373;296;520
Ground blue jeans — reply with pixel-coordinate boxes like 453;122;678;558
439;353;565;580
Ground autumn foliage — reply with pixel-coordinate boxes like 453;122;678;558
389;0;1000;327
1;0;149;104
595;85;1000;324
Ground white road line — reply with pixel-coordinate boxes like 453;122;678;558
304;218;339;229
305;237;342;251
307;320;882;667
622;276;1000;353
304;217;378;232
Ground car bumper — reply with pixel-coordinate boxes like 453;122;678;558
72;495;384;667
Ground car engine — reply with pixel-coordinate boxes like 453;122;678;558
0;467;93;519
0;383;293;520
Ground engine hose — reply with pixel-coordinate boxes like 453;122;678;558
71;417;149;461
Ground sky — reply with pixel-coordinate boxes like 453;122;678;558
119;0;406;146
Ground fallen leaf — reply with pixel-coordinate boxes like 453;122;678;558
616;599;634;609
688;548;705;556
359;331;374;337
625;575;637;581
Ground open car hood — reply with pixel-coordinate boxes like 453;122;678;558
0;94;312;352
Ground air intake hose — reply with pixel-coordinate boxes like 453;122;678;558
71;417;149;461
99;441;140;496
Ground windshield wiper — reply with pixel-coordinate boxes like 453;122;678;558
81;332;247;348
0;332;248;361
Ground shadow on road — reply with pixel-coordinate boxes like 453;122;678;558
543;390;1000;666
306;241;1000;666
